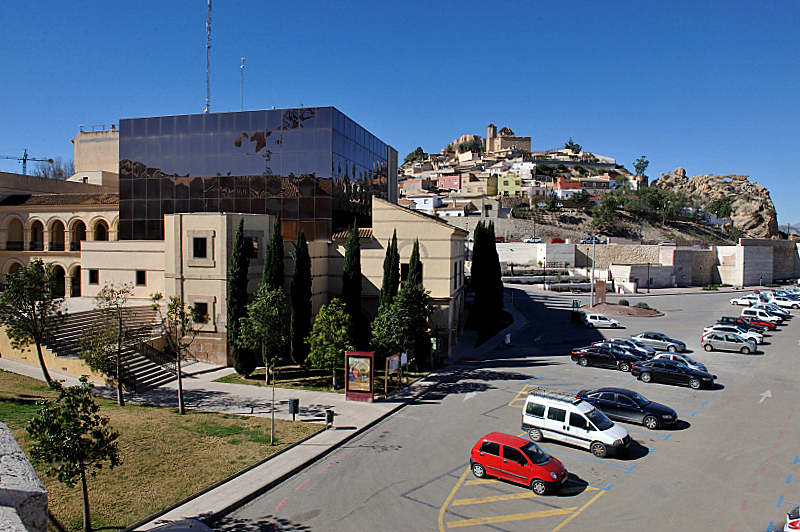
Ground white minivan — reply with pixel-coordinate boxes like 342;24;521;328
521;388;631;458
741;307;782;324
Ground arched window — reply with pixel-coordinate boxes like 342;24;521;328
71;221;87;251
6;219;23;251
94;220;109;241
50;220;66;251
29;221;45;251
51;265;66;298
70;265;81;297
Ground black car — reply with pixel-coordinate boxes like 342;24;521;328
717;316;766;334
591;341;651;361
570;346;640;372
577;387;678;429
630;359;716;389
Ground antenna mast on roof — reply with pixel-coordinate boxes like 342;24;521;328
205;0;212;113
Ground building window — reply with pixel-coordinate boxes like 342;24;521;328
194;302;209;321
88;269;99;285
193;237;207;258
246;236;259;259
136;270;146;286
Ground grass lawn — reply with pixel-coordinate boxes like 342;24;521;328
215;364;429;397
0;369;320;532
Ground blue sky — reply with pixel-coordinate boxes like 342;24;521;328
2;1;798;223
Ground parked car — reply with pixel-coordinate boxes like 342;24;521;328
703;324;763;344
580;236;606;244
730;294;760;306
583;313;621;328
739;315;778;331
768;296;800;309
550;237;565;243
523;237;542;243
571;346;640;372
577;387;678;430
470;432;568;494
495;236;505;243
741;307;783;324
591;341;650;360
608;337;656;358
717;316;768;333
785;505;800;531
701;332;757;354
652;353;708;373
630;332;686;352
754;303;790;318
521;387;630;458
630;359;717;389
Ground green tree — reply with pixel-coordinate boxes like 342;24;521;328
238;285;287;444
571;190;591;205
378;230;400;309
27;377;120;532
407;239;423;287
403;147;426;164
341;222;366;348
0;258;64;386
565;138;582;154
591;193;621;231
290;232;312;366
306;299;354;389
545;193;561;212
151;293;207;415
371;280;432;362
709;196;734;219
634;156;649;177
79;282;137;406
458;140;484;153
263;216;285;291
466;222;504;337
227;219;254;376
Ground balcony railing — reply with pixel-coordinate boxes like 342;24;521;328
29;241;44;251
5;241;23;251
70;241;81;251
49;241;65;252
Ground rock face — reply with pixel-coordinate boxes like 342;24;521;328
654;168;778;238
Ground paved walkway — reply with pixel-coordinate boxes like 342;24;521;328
0;290;530;531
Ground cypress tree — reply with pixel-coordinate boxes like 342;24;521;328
407;239;423;287
262;217;285;291
378;229;400;309
228;219;255;375
290;231;312;365
487;221;505;319
341;221;365;348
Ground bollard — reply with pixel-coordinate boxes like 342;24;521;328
325;409;334;428
288;398;299;421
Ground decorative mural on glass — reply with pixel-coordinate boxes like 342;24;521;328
119;107;393;241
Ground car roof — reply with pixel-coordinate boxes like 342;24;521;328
582;387;632;395
479;432;528;446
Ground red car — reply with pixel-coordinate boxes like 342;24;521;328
550;237;565;243
742;316;777;331
470;432;568;495
495;236;505;243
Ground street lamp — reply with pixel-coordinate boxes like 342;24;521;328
589;234;596;307
542;255;546;289
647;262;651;293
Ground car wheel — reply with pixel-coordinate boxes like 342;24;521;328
793;304;798;309
586;323;594;328
641;372;652;383
689;378;701;390
590;441;608;458
471;463;487;478
578;357;589;367
528;428;544;442
531;479;547;495
668;345;677;353
643;415;659;430
741;346;751;354
612;323;619;329
619;362;630;372
704;344;713;352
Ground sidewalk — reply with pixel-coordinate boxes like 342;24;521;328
0;292;527;531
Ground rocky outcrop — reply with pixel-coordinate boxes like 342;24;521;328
653;168;778;238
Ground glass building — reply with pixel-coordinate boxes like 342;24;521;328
118;107;397;241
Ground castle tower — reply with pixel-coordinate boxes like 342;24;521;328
487;123;497;153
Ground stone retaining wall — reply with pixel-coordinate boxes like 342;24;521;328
0;423;47;532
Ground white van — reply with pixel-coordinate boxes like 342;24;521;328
741;307;782;324
521;388;630;458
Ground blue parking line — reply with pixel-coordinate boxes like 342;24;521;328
700;401;708;407
662;433;671;441
689;410;698;416
777;494;799;507
728;377;733;382
585;483;613;491
767;521;780;531
794;456;799;465
545;448;637;473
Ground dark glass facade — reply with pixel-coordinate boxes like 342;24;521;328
118;107;395;241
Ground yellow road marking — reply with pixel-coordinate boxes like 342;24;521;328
549;488;606;532
508;384;535;407
438;467;472;532
464;478;498;486
452;491;541;505
447;507;577;528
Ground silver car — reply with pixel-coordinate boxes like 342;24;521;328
702;324;763;344
653;353;708;373
609;337;656;358
701;332;757;354
630;332;686;353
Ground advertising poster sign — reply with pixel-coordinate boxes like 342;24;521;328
345;351;374;402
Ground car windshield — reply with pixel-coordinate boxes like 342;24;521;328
609;347;625;356
627;391;650;407
521;442;551;465
585;408;615;431
673;362;691;372
681;356;700;366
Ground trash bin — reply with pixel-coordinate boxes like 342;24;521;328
288;398;299;421
325;409;334;428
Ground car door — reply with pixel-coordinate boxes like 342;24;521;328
648;360;671;383
595;350;616;368
614;394;643;423
477;441;505;479
543;406;568;442
590;391;619;419
724;334;743;351
501;445;531;486
564;412;592;449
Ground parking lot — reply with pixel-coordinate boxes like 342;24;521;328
438;286;800;531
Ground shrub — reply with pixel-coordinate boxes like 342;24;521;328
633;302;651;309
702;285;719;291
618;299;630;306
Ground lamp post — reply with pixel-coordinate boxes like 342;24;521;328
647;262;651;293
589;234;596;307
542;255;546;289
